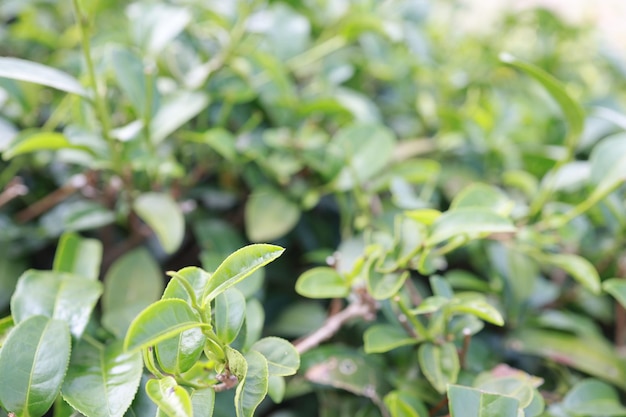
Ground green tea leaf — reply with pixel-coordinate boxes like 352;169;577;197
102;248;163;338
0;57;87;96
589;133;626;197
155;327;206;375
133;192;185;254
11;270;102;338
562;379;626;416
500;53;584;148
295;267;350;299
603;278;626;309
250;337;300;376
111;47;159;118
235;350;269;417
0;316;71;417
448;295;504;326
146;377;192;417
267;375;286;404
190;388;215;417
450;183;514;217
163;267;210;304
418;342;460;394
3;132;93;160
384;390;428;417
427;208;516;246
62;341;143;417
215;288;246;344
244;299;265;351
53;232;102;280
448;384;520;417
202;244;285;303
150;91;209;144
366;269;409;300
508;329;626;390
244;187;301;242
124;299;207;352
363;324;418;353
535;253;601;294
333;122;396;190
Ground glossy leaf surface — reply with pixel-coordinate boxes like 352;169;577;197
146;377;192;417
215;288;246;344
295;267;350;299
202;244;285;303
427;208;515;246
53;232;102;280
11;270;102;338
0;316;71;417
3;132;92;160
250;337;300;376
235;350;269;417
0;57;87;96
124;299;206;352
62;341;143;417
363;324;419;353
448;384;520;417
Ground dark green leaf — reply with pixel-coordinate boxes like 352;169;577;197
418;342;459;394
62;341;143;417
146;377;192;417
0;57;87;96
250;337;300;376
202;244;285;303
295;267;350;299
124;299;207;352
133;192;184;254
11;270;102;338
244;187;301;242
363;324;419;353
102;248;163;338
0;316;71;417
448;384;520;417
53;232;102;280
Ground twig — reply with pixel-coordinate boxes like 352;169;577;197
15;174;87;222
294;290;378;354
459;328;472;369
429;395;448;417
0;178;28;208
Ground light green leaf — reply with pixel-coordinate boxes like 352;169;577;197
535;253;601;294
244;299;265;351
508;329;626;390
332;122;396;191
448;384;520;417
500;53;584;148
124;299;207;352
133;192;184;254
0;57;87;96
235;350;269;417
384;390;428;417
53;232;102;280
404;209;442;226
451;183;514;217
603;278;626;309
563;379;626;416
363;324;419;353
215;288;246;344
267;375;286;404
3;132;93;160
418;342;459;394
155;327;206;375
11;270;102;338
146;377;192;417
244;187;301;242
128;3;191;55
190;388;215;417
150;91;209;144
250;337;300;376
102;248;163;338
185;128;236;161
588;133;626;197
448;295;504;326
411;296;450;315
62;341;143;417
0;316;71;417
295;267;350;299
202;244;285;303
163;267;210;304
427;208;516;246
367;268;409;300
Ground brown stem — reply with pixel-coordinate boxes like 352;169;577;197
429;395;448;417
459;328;472;369
293;290;378;354
212;371;239;392
0;178;28;208
15;174;87;222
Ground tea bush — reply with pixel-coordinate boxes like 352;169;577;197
1;1;626;417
